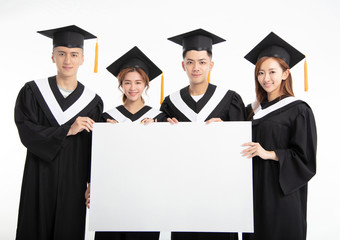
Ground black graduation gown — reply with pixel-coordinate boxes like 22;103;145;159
159;84;245;122
95;105;160;240
243;97;317;240
160;84;245;240
14;76;103;240
102;105;163;123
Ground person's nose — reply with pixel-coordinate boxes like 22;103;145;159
193;62;199;71
64;54;71;64
264;72;271;82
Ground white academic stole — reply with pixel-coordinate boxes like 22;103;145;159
34;78;96;125
105;107;161;123
169;86;228;122
252;96;298;120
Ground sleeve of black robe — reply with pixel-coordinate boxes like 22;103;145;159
245;103;254;120
158;96;174;122
154;111;168;122
14;83;70;162
275;104;317;195
101;112;118;122
227;91;246;121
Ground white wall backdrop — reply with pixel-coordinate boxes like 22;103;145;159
0;0;339;239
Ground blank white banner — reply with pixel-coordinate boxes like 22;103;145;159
89;122;253;233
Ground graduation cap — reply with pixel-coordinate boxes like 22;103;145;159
38;25;99;72
37;25;96;48
107;46;162;81
244;32;308;91
168;28;226;53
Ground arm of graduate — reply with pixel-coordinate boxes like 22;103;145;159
67;116;95;136
68;98;103;135
158;97;173;122
205;118;222;124
242;142;279;161
14;84;69;162
14;83;101;162
101;112;118;123
154;112;170;123
228;91;246;121
245;103;254;120
275;107;317;195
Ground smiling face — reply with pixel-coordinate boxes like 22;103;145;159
182;50;214;86
121;71;146;103
257;57;289;101
52;46;84;79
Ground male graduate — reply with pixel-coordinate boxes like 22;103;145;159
160;29;245;240
14;25;103;240
160;29;245;124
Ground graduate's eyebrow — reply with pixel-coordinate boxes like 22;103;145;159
260;67;278;71
123;79;143;82
56;50;81;54
185;58;208;62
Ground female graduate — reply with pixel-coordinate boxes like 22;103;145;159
86;46;162;240
102;46;164;124
241;32;317;240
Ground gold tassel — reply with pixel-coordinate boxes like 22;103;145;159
94;38;98;73
160;73;164;105
207;71;211;83
304;56;308;92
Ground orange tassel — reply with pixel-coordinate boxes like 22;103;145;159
160;73;164;105
207;71;211;83
304;56;308;92
94;38;98;73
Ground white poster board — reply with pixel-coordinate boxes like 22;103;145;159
90;122;253;233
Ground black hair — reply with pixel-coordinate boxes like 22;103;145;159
182;49;212;59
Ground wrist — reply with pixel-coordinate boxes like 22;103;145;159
67;126;73;136
270;151;279;161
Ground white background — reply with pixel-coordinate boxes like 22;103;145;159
0;0;339;239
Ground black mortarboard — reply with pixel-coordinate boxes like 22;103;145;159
37;25;97;49
244;32;304;68
106;46;162;81
168;28;226;52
